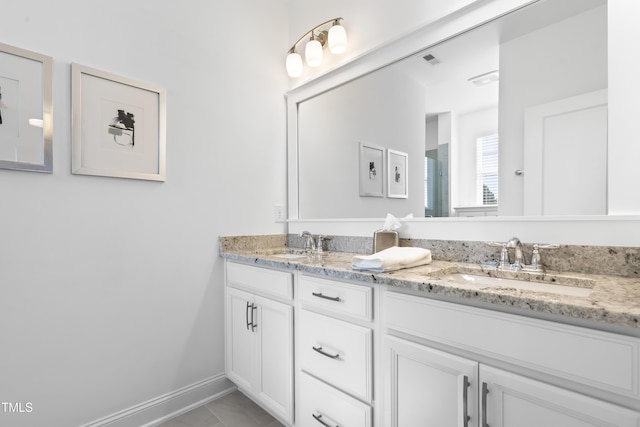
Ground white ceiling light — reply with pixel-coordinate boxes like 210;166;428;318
468;70;500;87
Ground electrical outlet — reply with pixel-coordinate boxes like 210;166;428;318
274;204;286;223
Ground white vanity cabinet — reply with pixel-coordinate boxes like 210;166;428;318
225;262;294;424
382;291;640;427
296;274;374;427
222;256;640;427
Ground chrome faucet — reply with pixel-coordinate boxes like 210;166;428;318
506;237;525;270
299;231;317;252
489;237;559;271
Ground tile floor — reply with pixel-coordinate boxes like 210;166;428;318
154;390;284;427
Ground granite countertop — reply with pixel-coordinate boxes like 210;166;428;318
220;248;640;330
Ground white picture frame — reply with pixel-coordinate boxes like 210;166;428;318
359;142;385;197
387;149;408;198
71;64;166;181
0;42;53;173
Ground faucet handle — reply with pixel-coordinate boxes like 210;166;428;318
498;243;509;270
486;241;508;269
316;235;332;253
529;243;559;271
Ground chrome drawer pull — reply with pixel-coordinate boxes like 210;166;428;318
462;375;471;427
482;382;490;427
245;301;252;331
312;292;341;302
312;346;340;360
251;304;257;331
312;412;339;427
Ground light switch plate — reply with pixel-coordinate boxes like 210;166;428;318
274;204;286;223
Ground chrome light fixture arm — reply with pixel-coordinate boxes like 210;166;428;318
287;18;344;54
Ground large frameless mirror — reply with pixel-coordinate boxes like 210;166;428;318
293;0;608;219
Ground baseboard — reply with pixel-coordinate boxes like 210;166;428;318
79;374;236;427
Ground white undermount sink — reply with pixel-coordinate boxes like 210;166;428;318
434;267;594;297
273;253;308;260
272;249;310;260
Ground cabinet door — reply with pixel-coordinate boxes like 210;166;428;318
481;365;640;427
255;295;293;423
226;287;255;391
383;336;478;427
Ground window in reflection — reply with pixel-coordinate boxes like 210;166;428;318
477;134;499;206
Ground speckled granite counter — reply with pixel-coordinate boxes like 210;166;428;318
220;245;640;331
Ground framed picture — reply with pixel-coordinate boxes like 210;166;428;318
359;142;385;197
72;64;166;181
0;42;53;173
387;149;408;198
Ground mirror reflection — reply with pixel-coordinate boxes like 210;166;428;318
0;42;53;173
297;0;607;219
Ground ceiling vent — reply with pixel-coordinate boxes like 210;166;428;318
422;53;440;65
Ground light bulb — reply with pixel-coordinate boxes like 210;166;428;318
305;39;323;67
328;24;347;54
286;52;303;77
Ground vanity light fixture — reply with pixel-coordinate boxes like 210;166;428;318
286;18;347;78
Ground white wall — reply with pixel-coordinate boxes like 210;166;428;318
498;5;607;215
0;1;288;426
298;66;425;218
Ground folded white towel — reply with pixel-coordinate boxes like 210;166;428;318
352;246;432;272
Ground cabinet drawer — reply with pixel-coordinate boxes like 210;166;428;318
299;274;372;321
297;372;372;427
299;309;373;402
226;261;293;300
384;291;640;401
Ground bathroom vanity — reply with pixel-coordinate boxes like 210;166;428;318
227;0;640;423
221;240;640;427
